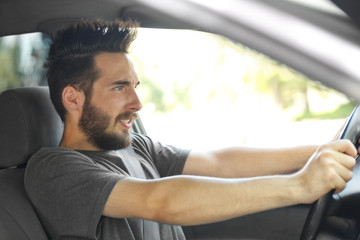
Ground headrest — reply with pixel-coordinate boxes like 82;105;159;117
0;87;63;168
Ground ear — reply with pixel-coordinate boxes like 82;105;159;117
62;85;85;112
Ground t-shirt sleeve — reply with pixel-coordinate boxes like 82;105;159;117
132;133;191;177
24;148;124;239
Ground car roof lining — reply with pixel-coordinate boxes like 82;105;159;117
0;0;194;37
1;0;360;41
260;0;360;46
0;0;120;36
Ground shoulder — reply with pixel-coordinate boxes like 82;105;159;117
31;146;79;156
26;147;93;172
24;147;112;191
29;147;88;161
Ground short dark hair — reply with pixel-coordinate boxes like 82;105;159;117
45;18;139;121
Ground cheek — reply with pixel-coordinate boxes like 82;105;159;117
91;93;127;120
108;100;128;116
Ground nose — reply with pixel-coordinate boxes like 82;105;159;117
127;87;142;112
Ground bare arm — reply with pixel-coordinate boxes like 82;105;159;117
103;140;356;226
104;174;302;225
183;145;318;178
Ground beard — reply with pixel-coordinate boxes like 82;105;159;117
78;100;135;150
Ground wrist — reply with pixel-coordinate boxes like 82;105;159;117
288;171;318;205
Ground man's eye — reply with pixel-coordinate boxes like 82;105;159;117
114;86;123;91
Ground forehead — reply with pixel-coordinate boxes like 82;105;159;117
93;52;138;85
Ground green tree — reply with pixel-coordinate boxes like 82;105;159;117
0;38;22;92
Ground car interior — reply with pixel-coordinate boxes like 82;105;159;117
1;0;360;239
0;87;62;240
0;88;310;240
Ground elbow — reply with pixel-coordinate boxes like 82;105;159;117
142;180;192;225
145;194;187;225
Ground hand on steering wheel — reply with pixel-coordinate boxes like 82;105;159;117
300;105;360;240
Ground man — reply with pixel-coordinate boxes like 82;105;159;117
25;18;357;240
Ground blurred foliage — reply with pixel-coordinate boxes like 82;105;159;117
295;102;356;121
0;38;22;92
139;75;169;112
0;33;49;93
132;29;352;119
218;37;349;119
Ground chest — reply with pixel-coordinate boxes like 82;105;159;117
90;148;161;179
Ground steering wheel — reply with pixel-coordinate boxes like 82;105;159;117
299;190;334;240
300;105;360;240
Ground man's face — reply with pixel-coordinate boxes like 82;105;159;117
78;52;142;150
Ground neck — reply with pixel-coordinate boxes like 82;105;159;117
60;123;100;151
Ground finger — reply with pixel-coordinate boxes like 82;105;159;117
333;152;356;171
334;178;347;194
331;169;349;194
323;140;357;158
330;158;354;182
316;155;353;183
319;166;348;194
316;153;354;195
316;148;356;171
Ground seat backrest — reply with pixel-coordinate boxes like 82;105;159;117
0;87;63;240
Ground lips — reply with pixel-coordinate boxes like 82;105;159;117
117;113;138;129
119;119;134;128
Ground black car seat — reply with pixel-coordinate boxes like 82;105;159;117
0;87;63;240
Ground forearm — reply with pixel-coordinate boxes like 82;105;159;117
148;175;302;225
104;140;356;226
104;174;302;226
184;145;319;178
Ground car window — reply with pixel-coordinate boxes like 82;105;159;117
129;28;354;150
0;32;50;90
0;29;354;150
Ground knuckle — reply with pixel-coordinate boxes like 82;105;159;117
318;145;329;152
323;150;335;159
348;157;356;168
342;139;353;146
326;159;336;169
326;170;337;182
317;148;333;159
317;154;335;168
346;171;354;181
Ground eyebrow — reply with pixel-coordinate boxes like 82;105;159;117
110;80;140;87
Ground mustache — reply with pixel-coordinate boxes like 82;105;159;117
115;112;138;122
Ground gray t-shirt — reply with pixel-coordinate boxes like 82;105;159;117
25;133;191;240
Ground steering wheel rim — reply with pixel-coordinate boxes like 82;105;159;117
299;190;334;240
300;105;360;240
